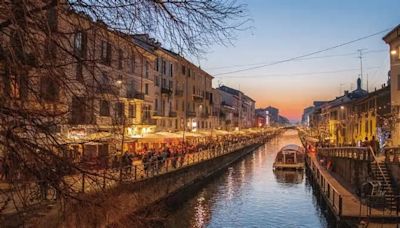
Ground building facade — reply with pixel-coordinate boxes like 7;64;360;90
217;85;255;130
0;2;259;161
308;79;390;146
384;25;400;146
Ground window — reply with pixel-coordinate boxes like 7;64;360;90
145;60;149;78
74;31;86;58
100;41;112;65
118;49;123;69
40;76;59;102
182;65;186;75
155;99;158;110
45;39;57;60
162;60;166;75
398;74;400;91
155;57;160;72
76;62;83;81
162;78;166;88
162;100;166;114
114;102;124;119
398;46;400;60
169;63;173;77
47;7;58;32
71;97;90;124
128;104;136;118
74;31;86;81
193;86;195;94
155;76;160;86
169;80;173;89
129;52;135;73
99;100;110;116
145;83;149;95
98;73;110;92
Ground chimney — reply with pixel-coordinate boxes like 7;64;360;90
344;90;349;96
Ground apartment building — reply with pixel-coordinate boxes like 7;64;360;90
1;2;259;160
308;78;391;146
384;25;400;146
1;3;160;157
217;85;255;130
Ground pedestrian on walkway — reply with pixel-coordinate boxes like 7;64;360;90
362;137;369;147
370;136;380;155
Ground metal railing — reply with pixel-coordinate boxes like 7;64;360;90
77;135;269;193
368;146;390;190
306;155;343;216
0;130;283;215
318;147;390;193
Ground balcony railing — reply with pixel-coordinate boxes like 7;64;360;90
186;111;196;118
152;111;165;119
169;111;177;117
97;85;118;95
142;118;157;125
127;90;145;100
193;94;203;102
161;87;173;95
175;89;184;96
201;113;209;118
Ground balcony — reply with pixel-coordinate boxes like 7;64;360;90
97;85;118;95
161;87;173;95
127;90;145;100
152;111;165;119
112;117;124;125
169;111;177;118
142;118;157;125
186;111;196;118
175;89;184;96
201;113;209;118
193;94;203;103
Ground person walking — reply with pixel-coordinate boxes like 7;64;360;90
370;136;380;155
362;137;369;147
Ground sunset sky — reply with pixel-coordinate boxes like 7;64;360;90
197;0;400;122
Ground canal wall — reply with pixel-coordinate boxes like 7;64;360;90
38;143;265;227
330;157;369;192
387;163;400;194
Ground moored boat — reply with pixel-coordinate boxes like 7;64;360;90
273;144;305;170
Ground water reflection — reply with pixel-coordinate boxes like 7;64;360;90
274;170;304;185
165;130;333;228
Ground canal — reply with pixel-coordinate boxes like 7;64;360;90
163;130;335;227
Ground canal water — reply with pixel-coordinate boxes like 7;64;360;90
164;130;335;228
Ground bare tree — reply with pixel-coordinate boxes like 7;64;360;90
0;0;247;225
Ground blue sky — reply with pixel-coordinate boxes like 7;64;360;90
197;0;400;121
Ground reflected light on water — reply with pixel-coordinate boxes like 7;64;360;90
166;130;333;228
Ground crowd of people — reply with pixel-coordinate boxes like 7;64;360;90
0;131;275;185
314;136;381;154
108;132;272;177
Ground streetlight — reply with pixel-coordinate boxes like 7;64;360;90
390;49;397;56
